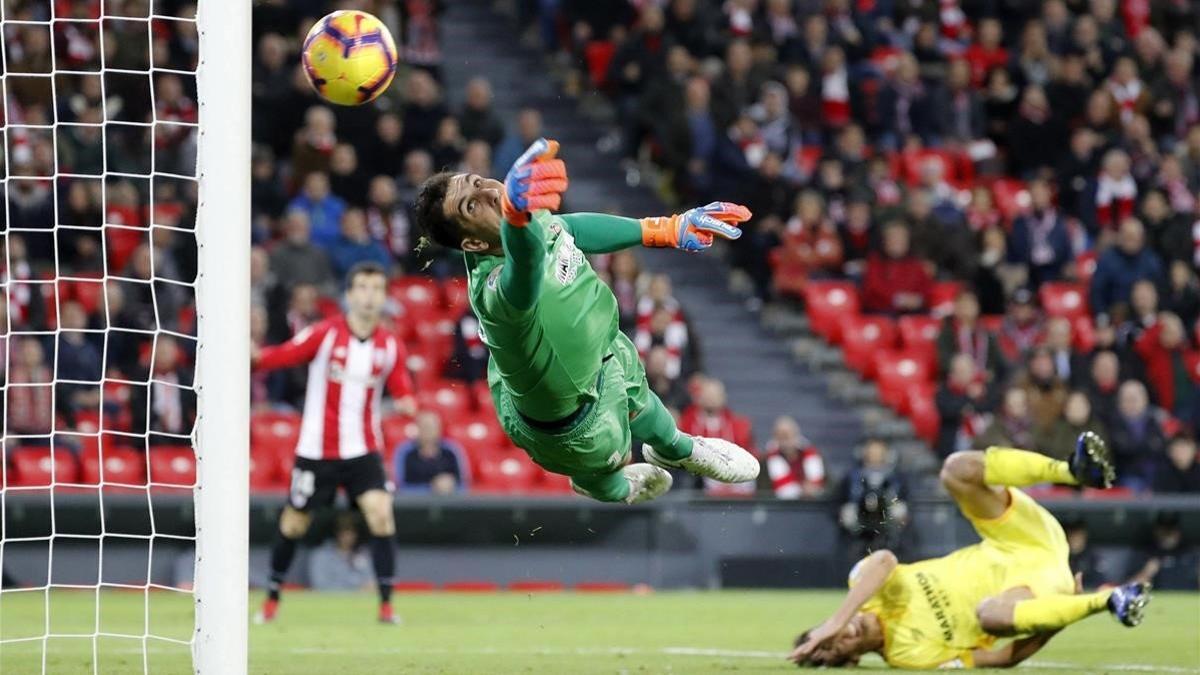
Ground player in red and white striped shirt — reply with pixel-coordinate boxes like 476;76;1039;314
252;262;415;625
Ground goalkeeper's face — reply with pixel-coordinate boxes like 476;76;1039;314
443;172;505;253
345;272;388;322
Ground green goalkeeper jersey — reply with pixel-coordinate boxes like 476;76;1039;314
466;210;625;422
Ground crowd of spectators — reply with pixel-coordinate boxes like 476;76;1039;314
1;0;202;460
249;0;787;498
3;0;1196;507
521;0;1200;495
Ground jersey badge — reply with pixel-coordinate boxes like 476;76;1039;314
554;240;584;285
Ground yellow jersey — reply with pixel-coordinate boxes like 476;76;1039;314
854;489;1075;669
855;545;1007;669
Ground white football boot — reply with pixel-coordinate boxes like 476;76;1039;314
642;436;760;484
570;463;673;504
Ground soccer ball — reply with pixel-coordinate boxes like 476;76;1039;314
301;10;398;106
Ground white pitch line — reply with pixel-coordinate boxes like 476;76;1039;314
274;645;1198;672
1027;661;1200;673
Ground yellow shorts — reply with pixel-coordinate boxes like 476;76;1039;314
967;488;1075;597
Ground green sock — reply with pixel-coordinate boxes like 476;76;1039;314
630;393;693;461
570;471;630;502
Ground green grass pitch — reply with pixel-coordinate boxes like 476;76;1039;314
1;589;1197;673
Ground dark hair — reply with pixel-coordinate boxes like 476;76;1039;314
414;171;462;250
345;261;387;288
792;627;836;668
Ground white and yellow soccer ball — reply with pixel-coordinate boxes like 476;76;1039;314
301;10;398;106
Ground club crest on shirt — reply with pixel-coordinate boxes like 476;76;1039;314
486;266;501;290
555;238;584;285
334;346;347;359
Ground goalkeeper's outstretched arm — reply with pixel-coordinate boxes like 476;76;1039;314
561;202;751;255
497;215;547;311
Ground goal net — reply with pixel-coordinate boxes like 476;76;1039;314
0;0;248;672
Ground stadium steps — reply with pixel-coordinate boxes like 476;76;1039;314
440;0;864;470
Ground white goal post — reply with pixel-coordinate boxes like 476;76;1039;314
193;0;250;672
0;0;249;672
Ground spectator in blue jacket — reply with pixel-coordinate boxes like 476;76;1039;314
1090;217;1165;321
492;107;543;177
1008;179;1072;288
393;411;470;494
328;209;391;281
286;171;346;248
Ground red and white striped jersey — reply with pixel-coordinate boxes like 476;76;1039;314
256;317;413;460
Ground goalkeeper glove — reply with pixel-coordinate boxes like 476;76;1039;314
502;137;568;227
639;201;751;252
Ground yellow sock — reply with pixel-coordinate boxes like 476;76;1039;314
984;447;1077;487
1012;591;1112;633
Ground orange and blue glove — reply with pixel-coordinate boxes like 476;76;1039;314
502;137;568;227
639;201;751;252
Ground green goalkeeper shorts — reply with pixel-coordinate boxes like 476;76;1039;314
492;332;651;482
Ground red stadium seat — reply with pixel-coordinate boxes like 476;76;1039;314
8;447;79;487
907;389;940;446
405;346;446;388
473;450;540;493
472;380;495;414
803;281;860;344
381;414;416;457
897;315;941;379
411;317;456;364
535;470;575;494
390;277;443;320
874;350;933;411
442;277;470;317
79;444;145;487
59;278;106;315
148;446;196;487
417;381;473;420
250;411;302;463
1039;282;1089;319
249;450;285;491
72;409;102;434
927;281;962;317
990;178;1030;223
895;380;936;416
447;417;507;457
840;315;897;378
897;315;939;350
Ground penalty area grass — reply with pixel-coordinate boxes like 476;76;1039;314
0;589;1196;673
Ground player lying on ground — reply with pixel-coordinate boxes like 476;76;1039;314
790;432;1151;669
251;262;415;624
414;138;760;503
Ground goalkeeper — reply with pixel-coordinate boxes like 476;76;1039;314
414;139;759;503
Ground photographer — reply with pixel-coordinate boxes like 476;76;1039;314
837;438;910;560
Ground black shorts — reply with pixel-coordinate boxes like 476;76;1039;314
287;453;391;512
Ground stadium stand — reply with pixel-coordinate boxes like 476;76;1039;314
9;0;1195;508
509;0;1200;495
